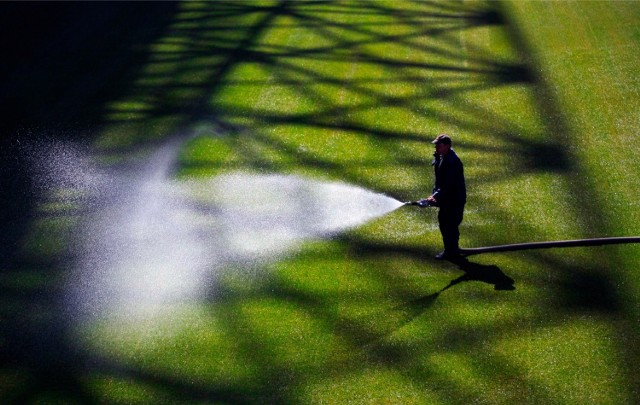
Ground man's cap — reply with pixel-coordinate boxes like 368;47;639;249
431;134;452;145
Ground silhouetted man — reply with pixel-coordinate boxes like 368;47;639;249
426;134;466;260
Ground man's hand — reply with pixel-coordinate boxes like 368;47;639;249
426;195;437;203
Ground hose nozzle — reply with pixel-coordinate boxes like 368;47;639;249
404;199;434;207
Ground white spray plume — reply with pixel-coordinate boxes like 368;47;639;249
25;138;403;321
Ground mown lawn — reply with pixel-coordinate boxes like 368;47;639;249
3;1;639;403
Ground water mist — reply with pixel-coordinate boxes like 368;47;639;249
24;137;404;323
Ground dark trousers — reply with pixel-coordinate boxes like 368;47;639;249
438;204;464;253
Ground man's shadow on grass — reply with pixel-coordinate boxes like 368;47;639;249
364;258;515;346
406;257;515;316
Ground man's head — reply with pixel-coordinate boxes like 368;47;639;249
432;134;452;155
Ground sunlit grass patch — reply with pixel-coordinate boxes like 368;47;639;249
496;319;627;403
236;297;339;375
302;367;431;404
423;352;511;403
353;208;439;250
177;135;241;177
480;174;582;242
78;305;262;389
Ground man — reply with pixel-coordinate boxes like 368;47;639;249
426;134;466;260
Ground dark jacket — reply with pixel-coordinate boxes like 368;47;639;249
432;148;466;207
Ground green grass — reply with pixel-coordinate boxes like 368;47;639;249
6;1;640;403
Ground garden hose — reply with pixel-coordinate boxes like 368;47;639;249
459;236;640;256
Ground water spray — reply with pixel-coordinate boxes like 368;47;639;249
22;135;407;321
